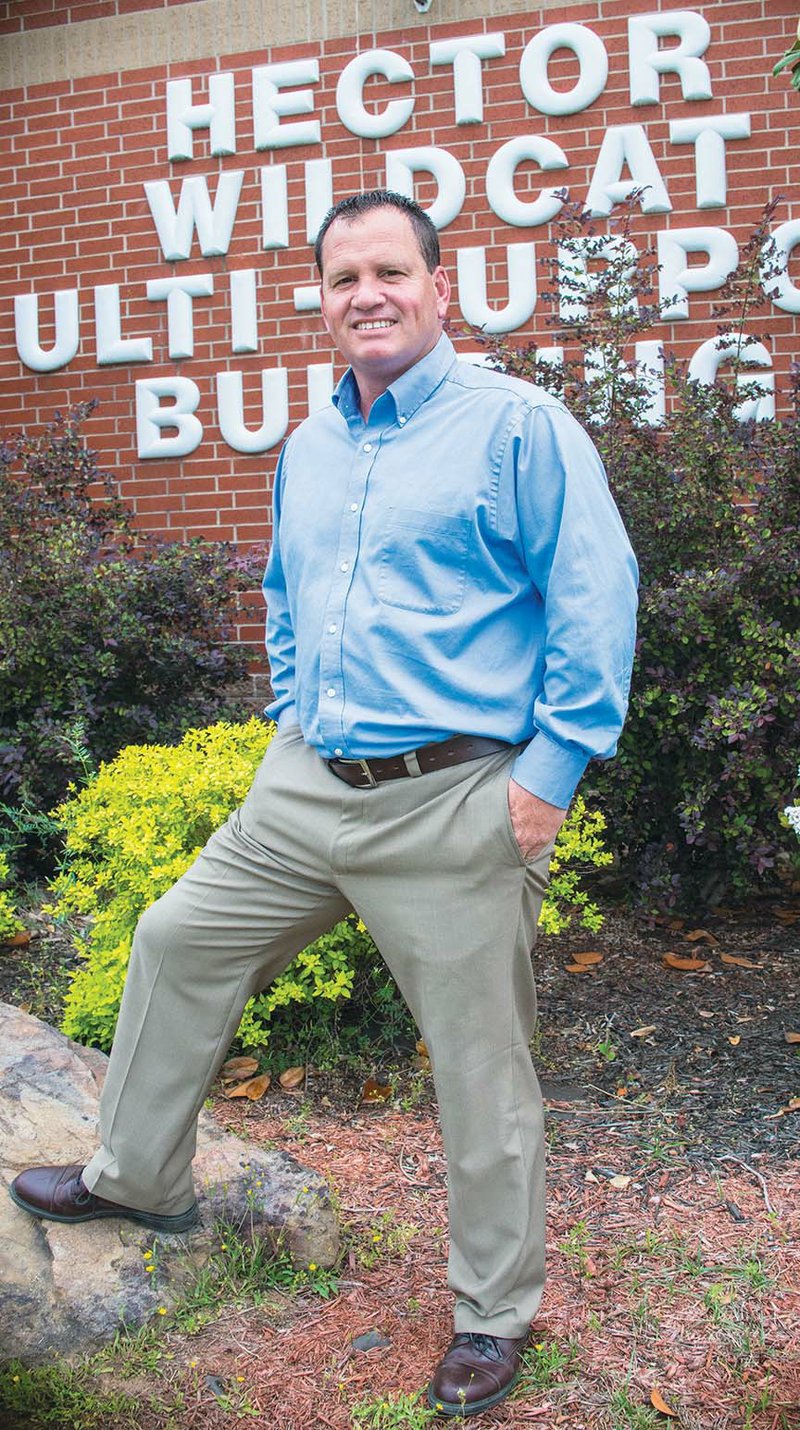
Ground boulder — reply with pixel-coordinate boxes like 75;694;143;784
0;1002;339;1362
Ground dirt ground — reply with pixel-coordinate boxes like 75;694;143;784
1;897;798;1428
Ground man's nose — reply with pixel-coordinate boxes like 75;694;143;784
351;275;384;308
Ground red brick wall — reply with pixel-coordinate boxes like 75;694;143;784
1;0;798;656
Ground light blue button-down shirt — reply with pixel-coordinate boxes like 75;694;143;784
263;333;638;808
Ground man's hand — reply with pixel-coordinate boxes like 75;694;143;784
507;779;567;861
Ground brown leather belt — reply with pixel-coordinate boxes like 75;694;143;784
327;734;510;789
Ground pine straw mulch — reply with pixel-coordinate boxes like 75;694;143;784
162;901;800;1430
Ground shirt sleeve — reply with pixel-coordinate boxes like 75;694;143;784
509;402;639;808
263;444;300;729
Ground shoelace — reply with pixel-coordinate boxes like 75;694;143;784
463;1334;505;1361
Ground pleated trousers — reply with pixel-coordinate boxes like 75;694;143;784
83;724;552;1336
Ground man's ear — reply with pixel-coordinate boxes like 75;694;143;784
319;286;331;336
434;265;451;320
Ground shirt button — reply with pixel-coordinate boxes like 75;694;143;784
350;503;358;512
363;442;372;452
340;561;349;573
328;623;337;634
334;747;343;757
398;415;407;425
326;687;336;698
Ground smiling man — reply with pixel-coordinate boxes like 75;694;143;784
10;191;638;1419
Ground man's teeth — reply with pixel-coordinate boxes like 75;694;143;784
355;320;394;329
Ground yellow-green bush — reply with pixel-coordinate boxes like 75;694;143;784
49;719;611;1052
0;852;24;943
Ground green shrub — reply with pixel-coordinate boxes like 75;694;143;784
481;197;800;909
49;719;612;1054
0;403;258;860
0;851;24;943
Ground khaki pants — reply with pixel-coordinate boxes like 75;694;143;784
83;725;551;1336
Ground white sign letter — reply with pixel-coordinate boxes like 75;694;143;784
305;157;333;244
146;273;215;359
15;290;79;372
384;146;465;230
629;11;713;105
136;377;203;459
253;59;321;149
336;50;414;138
428;33;505;125
457;244;538;333
586;125;671;217
669;113;751;208
166;73;236;161
216;369;289;453
689;335;774;421
230;270;258;354
94;284;153;365
145;172;244;261
762;219;800;313
520;24;608;116
657;228;738;320
260;165;288;250
486;136;568;227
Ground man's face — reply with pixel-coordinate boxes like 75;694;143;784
319;207;451;403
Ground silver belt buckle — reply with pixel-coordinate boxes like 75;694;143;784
338;757;378;788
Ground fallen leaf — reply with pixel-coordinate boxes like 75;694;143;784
361;1077;392;1104
415;1038;429;1058
697;1009;715;1018
2;931;31;948
224;1073;271;1100
615;1086;628;1098
609;1174;632;1190
572;951;604;966
668;917;685;931
584;1169;600;1184
18;1000;32;1014
664;953;709;971
279;1065;306;1090
685;928;719;946
221;1056;259;1082
728;1035;741;1046
784;1031;800;1044
630;1025;657;1038
566;962;595;974
720;953;761;969
650;1387;678;1417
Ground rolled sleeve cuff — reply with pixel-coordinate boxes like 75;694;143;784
265;698;299;729
511;730;592;809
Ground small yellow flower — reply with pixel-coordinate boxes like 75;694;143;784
157;1307;167;1316
145;1265;154;1274
190;1359;198;1368
143;1249;153;1259
535;1342;544;1351
302;1185;309;1193
236;1376;245;1383
308;1262;318;1272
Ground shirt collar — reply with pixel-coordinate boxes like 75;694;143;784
332;331;456;427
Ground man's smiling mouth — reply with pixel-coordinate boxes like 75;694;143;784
353;319;396;330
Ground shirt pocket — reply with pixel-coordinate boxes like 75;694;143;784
378;506;472;616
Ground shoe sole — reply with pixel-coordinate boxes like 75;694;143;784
426;1369;521;1418
9;1184;199;1234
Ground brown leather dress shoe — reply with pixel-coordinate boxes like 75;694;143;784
9;1163;198;1234
427;1331;529;1417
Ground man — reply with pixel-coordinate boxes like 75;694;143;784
11;191;637;1418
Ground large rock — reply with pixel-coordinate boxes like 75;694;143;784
0;1002;339;1362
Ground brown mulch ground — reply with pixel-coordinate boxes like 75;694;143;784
179;901;800;1429
2;898;799;1428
